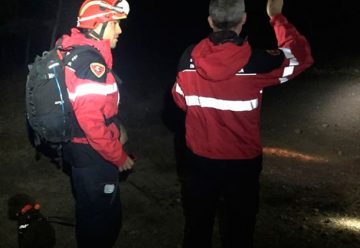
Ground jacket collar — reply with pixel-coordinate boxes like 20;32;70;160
209;30;245;46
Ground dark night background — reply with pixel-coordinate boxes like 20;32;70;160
1;0;359;74
1;0;360;248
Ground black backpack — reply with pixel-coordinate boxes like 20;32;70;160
25;41;95;166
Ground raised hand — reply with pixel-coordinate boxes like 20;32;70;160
267;0;284;18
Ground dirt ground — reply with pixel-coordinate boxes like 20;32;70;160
1;49;360;248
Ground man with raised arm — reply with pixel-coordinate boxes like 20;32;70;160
172;0;313;247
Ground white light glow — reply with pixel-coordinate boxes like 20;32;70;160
328;217;360;232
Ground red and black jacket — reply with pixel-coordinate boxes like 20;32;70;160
60;28;128;168
172;14;314;160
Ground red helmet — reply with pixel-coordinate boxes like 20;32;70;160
77;0;130;29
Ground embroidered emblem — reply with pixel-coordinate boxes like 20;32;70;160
266;49;281;56
90;63;106;78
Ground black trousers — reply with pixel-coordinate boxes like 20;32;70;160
182;149;262;248
63;143;122;248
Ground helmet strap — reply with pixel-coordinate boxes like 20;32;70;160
88;22;108;40
99;22;108;39
88;30;102;40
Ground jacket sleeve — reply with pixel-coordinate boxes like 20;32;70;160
65;50;127;168
258;14;314;88
74;91;128;168
171;44;196;111
172;79;187;111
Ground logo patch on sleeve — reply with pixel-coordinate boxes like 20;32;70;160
90;63;106;78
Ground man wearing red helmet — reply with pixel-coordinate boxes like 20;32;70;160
60;0;134;247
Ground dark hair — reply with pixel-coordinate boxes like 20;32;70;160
209;0;245;30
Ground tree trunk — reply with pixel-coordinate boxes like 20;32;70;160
50;0;63;49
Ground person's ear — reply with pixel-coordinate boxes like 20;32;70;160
208;16;215;29
241;12;247;25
